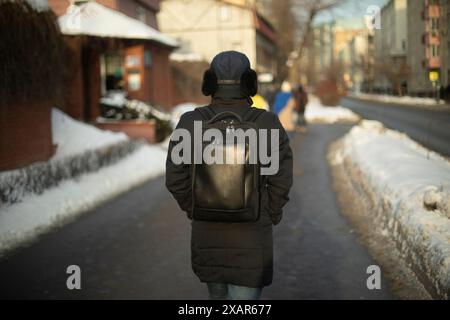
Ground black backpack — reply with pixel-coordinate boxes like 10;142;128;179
192;106;265;223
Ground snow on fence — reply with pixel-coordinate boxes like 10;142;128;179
329;120;450;299
0;109;142;205
0;144;167;254
0;140;143;206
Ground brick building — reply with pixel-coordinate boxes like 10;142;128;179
48;0;177;122
407;0;450;96
373;0;450;96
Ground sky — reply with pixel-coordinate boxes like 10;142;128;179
313;0;387;27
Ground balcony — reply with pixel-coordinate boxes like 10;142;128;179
428;4;440;18
423;32;440;45
427;57;441;68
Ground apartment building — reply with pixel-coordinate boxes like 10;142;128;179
48;0;176;119
407;0;450;96
373;0;449;96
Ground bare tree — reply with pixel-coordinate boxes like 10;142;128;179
292;0;342;60
269;0;298;84
287;0;345;86
263;0;345;85
374;57;410;96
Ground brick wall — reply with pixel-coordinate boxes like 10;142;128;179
150;44;174;109
47;0;71;16
60;37;85;120
0;103;54;171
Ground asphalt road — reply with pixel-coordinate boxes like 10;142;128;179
0;125;393;299
340;97;450;157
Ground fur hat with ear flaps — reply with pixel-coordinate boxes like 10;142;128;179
201;51;258;97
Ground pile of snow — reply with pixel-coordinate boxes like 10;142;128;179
100;90;127;108
330;120;450;298
305;95;360;124
52;108;128;159
171;102;198;128
0;144;166;254
58;2;178;47
352;93;445;106
170;52;204;62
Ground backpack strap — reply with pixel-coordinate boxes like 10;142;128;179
196;105;216;121
243;107;265;123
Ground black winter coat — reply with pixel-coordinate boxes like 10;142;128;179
165;98;293;288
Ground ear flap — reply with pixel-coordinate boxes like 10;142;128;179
240;69;258;97
201;69;218;96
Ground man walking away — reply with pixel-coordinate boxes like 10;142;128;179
165;51;293;300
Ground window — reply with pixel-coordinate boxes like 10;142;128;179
430;17;439;30
429;44;440;57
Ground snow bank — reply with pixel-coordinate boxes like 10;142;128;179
52;108;128;159
171;103;198;128
170;52;204;62
330;120;450;298
0;144;166;255
305;95;360;124
352;93;446;107
1;109;135;205
58;2;178;47
0;109;168;254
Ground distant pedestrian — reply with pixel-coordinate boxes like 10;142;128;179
165;51;293;300
292;85;309;133
272;81;296;131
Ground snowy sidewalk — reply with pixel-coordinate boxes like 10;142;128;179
0;109;167;255
329;120;450;299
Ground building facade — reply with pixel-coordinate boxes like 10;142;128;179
373;0;449;96
373;0;408;94
407;0;450;96
48;0;176;121
50;0;160;27
157;0;277;79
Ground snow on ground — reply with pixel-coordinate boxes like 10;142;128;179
0;144;166;255
0;109;167;255
171;102;198;128
351;92;446;106
305;95;360;124
170;52;204;62
52;108;127;159
330;120;450;298
58;2;178;47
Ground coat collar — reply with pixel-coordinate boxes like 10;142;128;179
210;97;252;108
